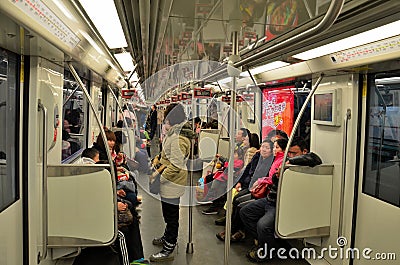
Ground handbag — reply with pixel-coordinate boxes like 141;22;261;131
250;177;271;199
118;208;133;228
149;164;166;195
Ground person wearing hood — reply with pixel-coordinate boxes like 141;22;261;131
150;103;195;262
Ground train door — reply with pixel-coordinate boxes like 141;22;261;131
353;71;400;264
0;48;22;265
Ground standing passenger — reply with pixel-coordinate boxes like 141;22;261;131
149;103;195;262
145;104;158;158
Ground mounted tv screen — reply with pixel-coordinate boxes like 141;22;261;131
314;93;333;122
313;88;341;126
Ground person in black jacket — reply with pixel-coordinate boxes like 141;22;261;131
240;137;319;263
145;105;157;157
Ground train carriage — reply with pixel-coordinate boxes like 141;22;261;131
0;0;399;264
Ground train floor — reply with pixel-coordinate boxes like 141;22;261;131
136;172;309;265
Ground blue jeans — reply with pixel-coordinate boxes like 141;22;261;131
239;198;277;249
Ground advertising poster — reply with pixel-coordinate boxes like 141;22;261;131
262;87;294;140
265;0;300;41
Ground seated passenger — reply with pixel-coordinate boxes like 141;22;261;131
240;137;320;263
215;139;274;239
200;148;244;215
199;129;251;213
93;129;139;208
78;147;100;164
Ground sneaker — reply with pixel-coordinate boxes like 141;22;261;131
214;216;226;226
202;206;219;215
130;258;150;264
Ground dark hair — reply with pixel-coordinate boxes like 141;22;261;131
239;128;250;138
82;147;99;160
276;130;288;140
267;129;288;140
249;133;260;149
194;117;201;124
116;120;124;128
96;127;117;150
290;136;308;152
164;103;186;126
275;138;288;151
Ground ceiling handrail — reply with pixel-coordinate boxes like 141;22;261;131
203;0;345;82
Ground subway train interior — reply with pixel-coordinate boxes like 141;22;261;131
0;0;399;264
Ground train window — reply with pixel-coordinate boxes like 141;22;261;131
62;69;89;162
363;73;400;207
0;49;19;212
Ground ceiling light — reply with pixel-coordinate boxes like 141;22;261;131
375;77;400;85
129;72;139;82
80;30;104;55
79;0;127;49
115;53;135;72
240;61;290;77
53;0;76;21
293;20;400;60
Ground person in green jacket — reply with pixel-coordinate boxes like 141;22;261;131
149;103;196;262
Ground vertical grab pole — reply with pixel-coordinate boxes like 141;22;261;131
224;5;241;264
187;82;195;254
338;109;351;238
37;100;48;263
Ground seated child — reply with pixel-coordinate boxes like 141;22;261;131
79;147;100;164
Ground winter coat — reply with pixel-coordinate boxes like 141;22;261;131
266;151;285;184
238;152;274;189
159;122;196;198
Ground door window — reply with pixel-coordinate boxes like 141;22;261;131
0;49;19;212
363;72;400;207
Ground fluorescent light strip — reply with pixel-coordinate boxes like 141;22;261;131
80;30;104;55
293;20;400;60
115;53;135;72
240;61;290;77
129;72;139;82
79;0;127;49
375;77;400;85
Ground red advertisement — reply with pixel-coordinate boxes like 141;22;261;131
262;87;294;140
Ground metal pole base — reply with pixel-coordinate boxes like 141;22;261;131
186;242;194;254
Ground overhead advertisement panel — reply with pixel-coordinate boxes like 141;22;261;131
262;86;294;140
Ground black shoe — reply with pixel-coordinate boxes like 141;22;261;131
214;216;226;226
152;236;164;246
202;206;219;215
